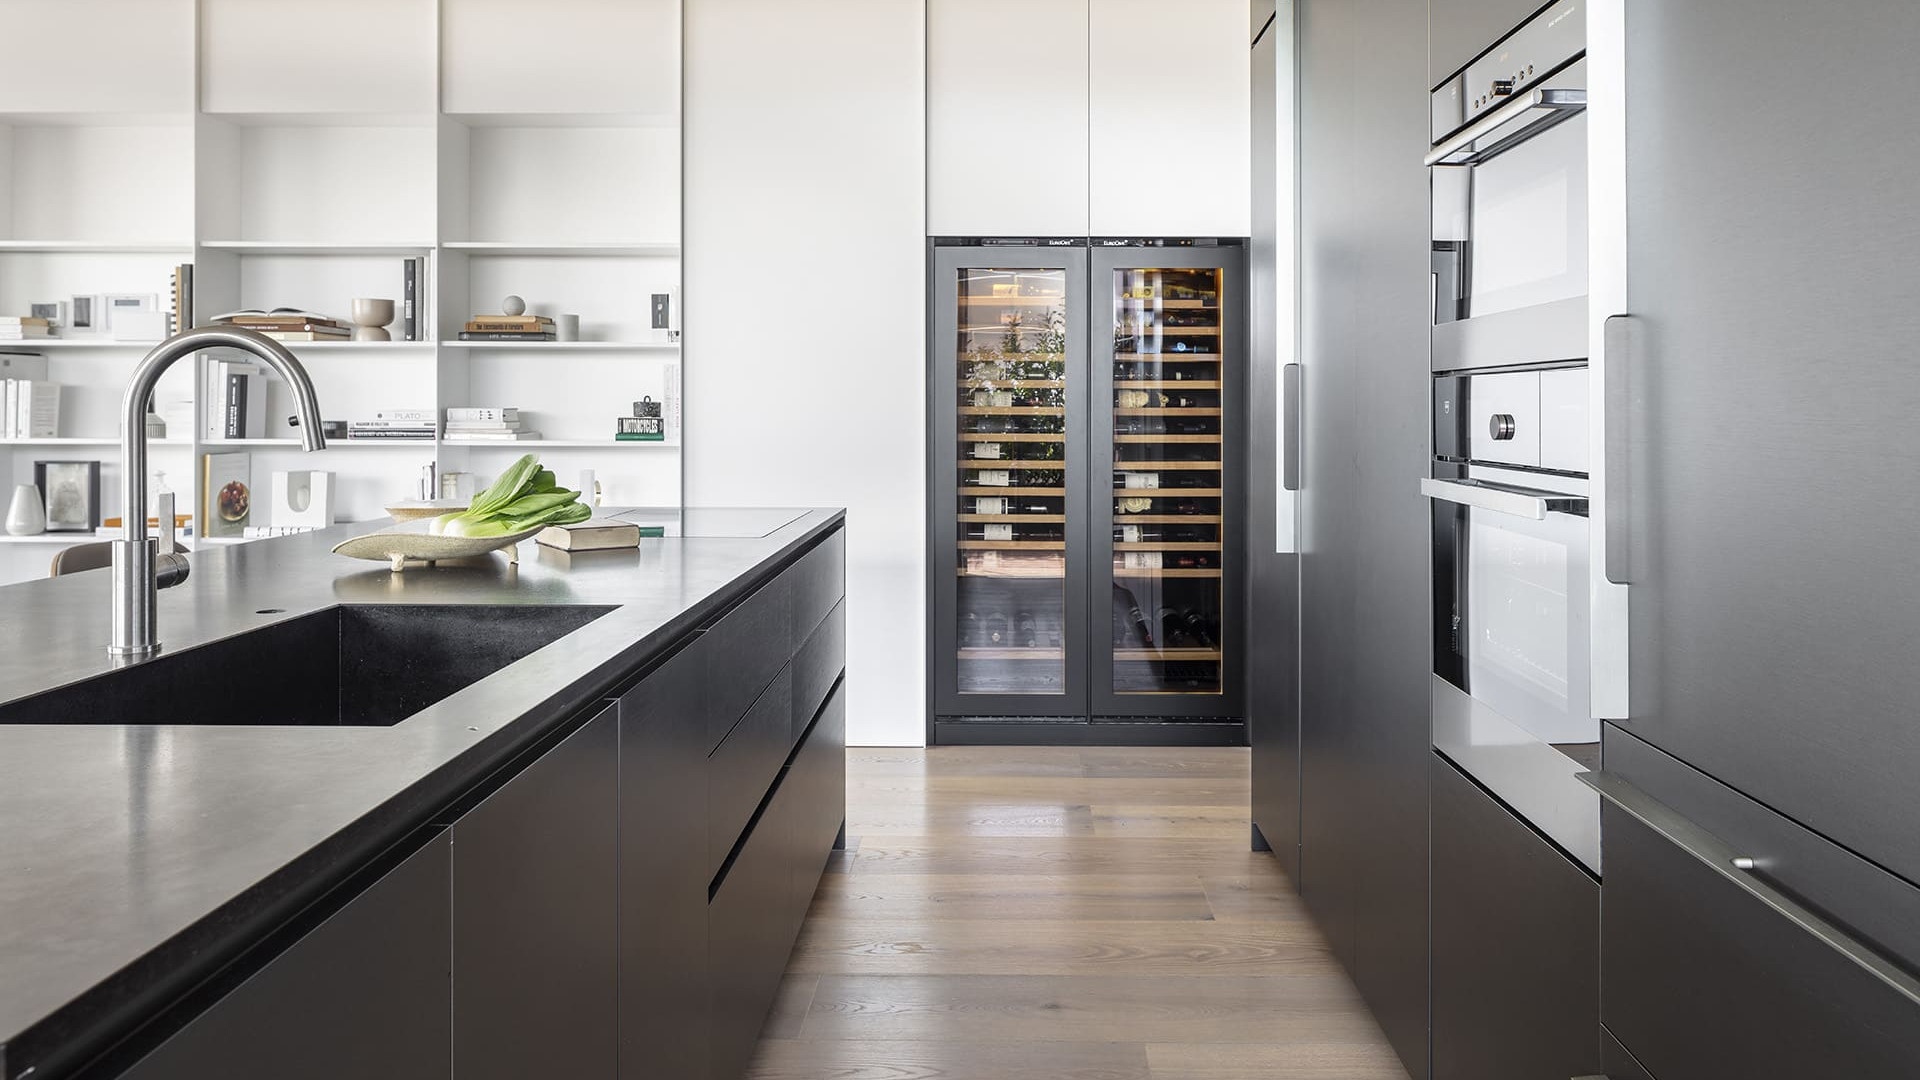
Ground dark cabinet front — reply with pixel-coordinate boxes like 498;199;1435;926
1431;754;1598;1080
120;833;453;1080
620;638;713;1080
451;705;619;1080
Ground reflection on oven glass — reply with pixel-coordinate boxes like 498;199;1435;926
1464;511;1592;745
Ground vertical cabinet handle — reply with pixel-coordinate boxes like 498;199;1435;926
1602;314;1633;585
1282;362;1302;491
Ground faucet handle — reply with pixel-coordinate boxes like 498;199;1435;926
156;491;176;553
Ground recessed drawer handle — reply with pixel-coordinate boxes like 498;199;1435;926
1579;771;1920;1009
1421;477;1587;521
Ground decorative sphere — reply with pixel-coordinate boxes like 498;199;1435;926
502;295;527;316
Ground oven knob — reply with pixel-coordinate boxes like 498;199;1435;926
1489;413;1517;441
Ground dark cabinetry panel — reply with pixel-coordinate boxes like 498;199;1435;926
702;574;792;753
452;705;619;1080
1293;0;1433;1074
1431;755;1598;1080
120;834;452;1080
620;638;713;1080
1602;801;1920;1079
792;600;846;747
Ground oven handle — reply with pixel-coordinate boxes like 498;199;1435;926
1426;88;1587;167
1421;477;1588;521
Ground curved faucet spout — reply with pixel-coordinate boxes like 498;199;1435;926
113;325;327;656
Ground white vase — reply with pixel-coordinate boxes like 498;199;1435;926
6;484;46;536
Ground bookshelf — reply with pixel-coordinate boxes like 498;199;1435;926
0;0;682;585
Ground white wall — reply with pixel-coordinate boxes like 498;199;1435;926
684;0;928;746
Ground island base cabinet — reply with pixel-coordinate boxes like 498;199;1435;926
117;833;452;1080
1431;754;1599;1080
451;704;619;1080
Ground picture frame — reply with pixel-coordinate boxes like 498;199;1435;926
29;301;66;329
33;460;101;534
202;451;252;538
67;295;102;336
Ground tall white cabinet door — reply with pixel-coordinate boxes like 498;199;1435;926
928;0;1090;236
1089;0;1252;237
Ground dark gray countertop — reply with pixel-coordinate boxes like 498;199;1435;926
0;506;843;1078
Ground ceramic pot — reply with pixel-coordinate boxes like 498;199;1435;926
6;484;46;536
350;298;395;342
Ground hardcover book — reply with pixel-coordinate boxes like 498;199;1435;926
535;518;642;552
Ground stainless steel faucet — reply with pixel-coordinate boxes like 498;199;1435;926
111;326;326;657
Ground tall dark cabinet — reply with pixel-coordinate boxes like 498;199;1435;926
928;238;1247;745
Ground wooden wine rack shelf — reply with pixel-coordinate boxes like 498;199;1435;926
958;514;1067;524
1128;325;1219;336
1113;568;1224;579
1114;407;1222;416
961;485;1065;496
1113;542;1223;552
1114;434;1221;444
1117;299;1218;309
958;540;1066;551
1114;380;1221;389
959;379;1066;389
960;432;1066;443
1114;648;1224;661
958;296;1066;306
1113;354;1222;363
958;406;1066;416
1112;460;1222;470
958;647;1066;660
1113;514;1224;524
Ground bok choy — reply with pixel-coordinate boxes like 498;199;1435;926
430;454;593;537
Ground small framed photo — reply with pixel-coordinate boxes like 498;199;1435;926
34;460;101;534
104;294;158;334
67;295;102;336
29;301;66;329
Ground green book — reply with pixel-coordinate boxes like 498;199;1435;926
615;431;666;442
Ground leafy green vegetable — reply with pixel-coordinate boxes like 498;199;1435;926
430;454;589;537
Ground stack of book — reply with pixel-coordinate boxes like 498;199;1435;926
444;406;541;442
214;309;350;342
459;316;555;342
0;317;53;342
1;353;58;439
349;408;436;441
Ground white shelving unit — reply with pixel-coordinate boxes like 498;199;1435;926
0;0;682;585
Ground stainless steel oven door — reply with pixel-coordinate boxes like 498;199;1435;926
1427;463;1599;869
1431;60;1589;372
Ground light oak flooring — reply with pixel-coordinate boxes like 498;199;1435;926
745;746;1410;1080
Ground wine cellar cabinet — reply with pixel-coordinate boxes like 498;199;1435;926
928;239;1246;744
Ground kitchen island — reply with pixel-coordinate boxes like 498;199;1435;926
0;507;847;1080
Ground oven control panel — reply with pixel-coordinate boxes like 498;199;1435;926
1431;0;1586;143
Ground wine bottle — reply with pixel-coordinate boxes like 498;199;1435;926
986;609;1008;645
1156;607;1196;648
1017;609;1038;648
1182;608;1218;649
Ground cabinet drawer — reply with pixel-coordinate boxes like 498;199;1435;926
791;599;846;748
789;527;845;647
708;666;794;880
708;787;797;1080
1431;753;1598;1080
1602;800;1920;1079
702;574;792;754
122;833;452;1080
788;679;847;906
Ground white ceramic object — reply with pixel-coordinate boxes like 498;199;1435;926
350;298;395;342
6;484;46;536
501;294;527;317
332;519;541;572
554;313;580;342
270;470;335;528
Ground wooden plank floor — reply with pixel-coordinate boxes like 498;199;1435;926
746;746;1410;1080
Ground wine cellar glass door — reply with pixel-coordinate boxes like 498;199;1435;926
931;242;1090;718
1091;244;1245;719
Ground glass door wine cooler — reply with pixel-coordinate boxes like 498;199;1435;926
929;239;1244;742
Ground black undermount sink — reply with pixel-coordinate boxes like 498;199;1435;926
0;604;615;727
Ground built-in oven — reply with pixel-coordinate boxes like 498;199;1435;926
1425;0;1606;873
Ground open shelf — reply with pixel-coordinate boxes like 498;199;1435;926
445;440;680;450
199;241;435;256
444;341;678;352
1;438;190;448
440;242;679;257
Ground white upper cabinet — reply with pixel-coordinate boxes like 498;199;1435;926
929;0;1250;238
1089;0;1250;237
3;0;194;116
441;0;679;118
200;0;437;115
928;0;1090;237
